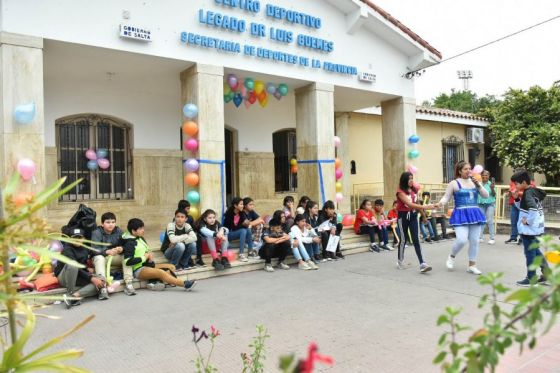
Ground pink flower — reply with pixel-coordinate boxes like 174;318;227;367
299;342;334;373
210;325;220;338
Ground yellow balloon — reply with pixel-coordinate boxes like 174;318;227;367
545;250;560;265
223;83;231;95
189;206;200;220
335;181;343;192
290;159;297;166
254;80;265;94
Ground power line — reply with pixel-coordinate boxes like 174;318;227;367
406;13;560;78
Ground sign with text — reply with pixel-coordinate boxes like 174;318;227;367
120;24;152;42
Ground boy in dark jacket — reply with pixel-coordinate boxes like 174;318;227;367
55;228;106;308
511;170;549;287
91;212;136;297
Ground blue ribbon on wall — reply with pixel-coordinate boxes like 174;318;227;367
184;159;226;221
297;159;335;205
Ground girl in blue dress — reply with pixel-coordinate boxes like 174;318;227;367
438;161;489;275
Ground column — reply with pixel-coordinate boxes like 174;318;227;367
381;96;417;201
295;83;335;206
335;112;351;214
0;33;45;195
180;64;225;217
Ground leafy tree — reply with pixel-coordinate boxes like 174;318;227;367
431;90;499;116
489;85;560;186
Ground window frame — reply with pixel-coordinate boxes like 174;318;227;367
441;135;465;183
55;114;134;202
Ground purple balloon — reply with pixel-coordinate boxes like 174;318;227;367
49;240;63;252
227;74;238;89
273;91;282;100
184;158;199;172
97;158;110;170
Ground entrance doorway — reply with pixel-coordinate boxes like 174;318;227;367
273;129;297;192
225;127;235;204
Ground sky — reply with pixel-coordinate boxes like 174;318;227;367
372;0;560;104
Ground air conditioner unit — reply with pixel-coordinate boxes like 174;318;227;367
466;127;484;144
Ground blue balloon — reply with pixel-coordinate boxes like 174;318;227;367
409;135;420;144
96;148;108;159
233;93;243;108
187;190;200;204
183;103;198;119
87;160;99;170
160;231;166;243
266;83;276;95
14;102;36;124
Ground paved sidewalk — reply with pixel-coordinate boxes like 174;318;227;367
30;235;560;372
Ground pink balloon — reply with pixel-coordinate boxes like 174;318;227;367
17;158;36;181
184;138;199;152
240;85;247;99
408;165;418;174
85;149;97;160
334;136;341;147
335;192;344;202
49;240;63;252
413;182;422;191
244;99;251;109
473;165;484;174
335;168;343;180
97;158;110;169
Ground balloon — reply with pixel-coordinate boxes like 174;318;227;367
49;240;63;252
544;250;560;265
96;148;108;159
336;213;343;223
335;168;343;180
244;78;254;90
183;103;198;119
254;80;265;94
87;160;99;170
334;136;341;147
473;174;482;182
278;83;289;96
335;181;343;192
187;190;200;204
408;135;420;144
185;173;199;186
335;158;341;169
160;231;166;243
14;102;36;124
240;85;247;98
248;92;257;104
257;90;266;102
259;95;269;108
291;165;298;174
335;193;344;202
184;158;199;172
408;165;418;174
225;250;237;262
185;138;199;152
233;93;243;108
447;208;453;218
273;91;282;100
408;150;420;159
223;82;231;95
224;93;233;103
473;165;484;174
413;182;422;191
266;83;276;94
13;192;34;208
85;149;97;160
182;121;199;137
341;214;354;227
290;159;297;166
17;158;36;181
97;158;110;170
227;74;238;89
189;206;200;219
244;99;251;109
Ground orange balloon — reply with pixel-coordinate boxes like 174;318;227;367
13;192;34;207
182;121;198;137
291;165;298;174
184;173;199;186
473;174;482;182
447;208;453;217
335;158;341;169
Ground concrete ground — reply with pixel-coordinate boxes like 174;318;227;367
29;234;560;372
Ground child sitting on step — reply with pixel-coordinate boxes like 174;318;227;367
243;197;264;257
198;209;231;271
289;214;320;269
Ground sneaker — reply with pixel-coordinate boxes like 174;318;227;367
478;238;484;243
195;259;206;267
425;237;432;244
467;266;482;275
147;282;166;291
380;244;392;251
420;263;432;273
63;294;82;309
336;252;345;260
537;276;549;286
212;258;224;271
239;254;249;262
517;238;522;245
278;261;290;270
505;238;517;244
298;261;312;270
98;287;109;300
247;250;256;258
221;256;232;269
370;243;380;253
488;239;495;245
396;260;411;270
184;280;197;291
124;283;137;296
314;254;322;262
306;260;319;270
432;236;440;242
446;255;455;270
516;278;531;287
264;264;274;272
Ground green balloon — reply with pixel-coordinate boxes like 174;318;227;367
278;83;289;96
245;78;254;90
224;94;232;103
408;150;420;159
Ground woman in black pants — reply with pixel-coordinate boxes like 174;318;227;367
395;172;435;273
317;200;344;260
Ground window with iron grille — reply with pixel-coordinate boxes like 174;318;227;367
56;115;133;201
442;136;465;183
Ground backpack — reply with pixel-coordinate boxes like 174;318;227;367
61;204;97;240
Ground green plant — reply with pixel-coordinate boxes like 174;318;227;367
241;325;270;373
192;325;219;373
1;174;95;372
434;235;560;372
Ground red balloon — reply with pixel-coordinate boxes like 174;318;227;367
341;214;354;227
225;250;237;262
248;92;257;104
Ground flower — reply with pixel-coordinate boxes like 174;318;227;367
210;325;220;338
196;331;209;343
299;342;334;373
